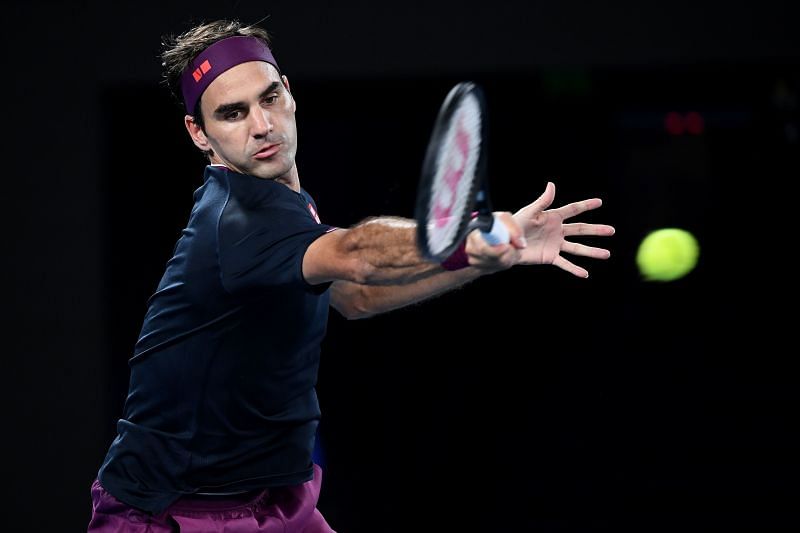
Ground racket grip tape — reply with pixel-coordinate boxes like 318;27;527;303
481;215;510;245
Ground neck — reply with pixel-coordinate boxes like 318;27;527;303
275;164;301;193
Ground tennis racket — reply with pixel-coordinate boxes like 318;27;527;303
414;81;509;262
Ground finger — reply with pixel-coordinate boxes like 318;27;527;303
467;229;509;257
552;198;603;220
553;255;589;278
467;236;517;270
466;229;490;257
561;240;611;259
536;181;556;212
519;181;556;218
493;245;521;269
563;223;616;237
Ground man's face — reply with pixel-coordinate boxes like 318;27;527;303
188;61;298;180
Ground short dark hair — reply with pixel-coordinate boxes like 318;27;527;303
160;19;273;128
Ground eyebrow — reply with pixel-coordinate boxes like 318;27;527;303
213;81;282;116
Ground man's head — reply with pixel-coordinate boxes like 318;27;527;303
161;20;298;180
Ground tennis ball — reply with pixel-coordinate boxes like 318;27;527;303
636;228;699;281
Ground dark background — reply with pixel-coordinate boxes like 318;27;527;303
4;1;799;531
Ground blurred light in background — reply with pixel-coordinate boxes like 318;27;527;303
665;111;705;136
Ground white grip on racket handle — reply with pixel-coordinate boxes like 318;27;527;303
481;215;510;245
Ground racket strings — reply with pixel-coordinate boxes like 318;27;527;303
427;96;483;256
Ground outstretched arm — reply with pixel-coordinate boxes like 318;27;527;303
325;181;615;319
302;213;525;286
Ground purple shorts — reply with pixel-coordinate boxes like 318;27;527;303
87;464;335;532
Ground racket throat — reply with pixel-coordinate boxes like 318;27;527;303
468;213;494;233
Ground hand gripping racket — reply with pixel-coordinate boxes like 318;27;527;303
414;81;509;262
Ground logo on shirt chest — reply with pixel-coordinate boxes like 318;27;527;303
307;202;321;224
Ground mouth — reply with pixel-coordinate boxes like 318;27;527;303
254;143;281;159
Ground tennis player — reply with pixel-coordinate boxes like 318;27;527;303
88;19;614;532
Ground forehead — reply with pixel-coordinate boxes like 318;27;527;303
201;61;282;107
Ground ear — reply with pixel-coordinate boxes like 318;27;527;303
185;115;211;152
282;75;296;112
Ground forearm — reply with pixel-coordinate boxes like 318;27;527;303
345;217;439;283
331;266;483;319
304;216;445;285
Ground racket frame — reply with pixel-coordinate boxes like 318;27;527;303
415;81;490;262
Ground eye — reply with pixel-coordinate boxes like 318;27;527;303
224;110;242;121
263;94;279;105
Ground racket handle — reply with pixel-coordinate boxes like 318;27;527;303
480;214;510;245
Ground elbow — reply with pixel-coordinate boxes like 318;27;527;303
345;290;376;320
333;283;376;320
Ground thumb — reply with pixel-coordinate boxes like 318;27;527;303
520;181;556;217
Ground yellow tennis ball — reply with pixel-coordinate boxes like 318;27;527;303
636;228;699;281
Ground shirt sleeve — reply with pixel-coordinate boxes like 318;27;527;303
218;191;333;295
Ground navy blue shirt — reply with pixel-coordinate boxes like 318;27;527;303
98;165;335;514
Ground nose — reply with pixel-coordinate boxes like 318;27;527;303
250;107;273;138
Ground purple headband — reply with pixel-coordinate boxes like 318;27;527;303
180;35;281;114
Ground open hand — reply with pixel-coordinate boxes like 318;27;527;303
512;182;615;278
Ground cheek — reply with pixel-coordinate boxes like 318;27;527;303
283;116;298;140
211;125;248;149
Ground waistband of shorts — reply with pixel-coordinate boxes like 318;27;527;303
170;488;269;512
